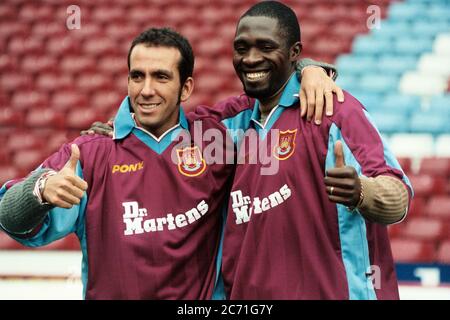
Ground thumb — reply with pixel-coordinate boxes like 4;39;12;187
334;140;345;168
63;144;80;173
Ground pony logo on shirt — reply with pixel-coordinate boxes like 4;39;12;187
176;146;206;177
273;129;297;160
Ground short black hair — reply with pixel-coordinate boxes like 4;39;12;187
240;1;301;47
127;27;194;85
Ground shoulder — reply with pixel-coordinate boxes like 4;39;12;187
328;90;368;126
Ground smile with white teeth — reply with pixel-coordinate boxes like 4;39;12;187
139;103;160;110
245;71;268;80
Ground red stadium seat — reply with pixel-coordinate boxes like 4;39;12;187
21;55;57;75
436;240;450;264
46;36;81;56
68;23;102;40
91;6;124;24
91;91;123;113
36;72;73;93
60;56;96;74
397;157;412;175
390;238;435;263
128;6;164;26
25;108;66;130
8;36;44;55
98;55;128;76
32;21;65;38
51;90;88;112
408;197;426;219
0;54;19;73
0;74;33;93
419;157;450;177
0;108;25;128
6;132;44;152
401;218;448;242
0;22;29;40
11;91;49;111
76;73;111;93
12;149;46;172
82;38;118;56
409;174;446;197
0;166;19;186
66;108;104;130
19;3;54;23
425;196;450;221
105;24;139;42
46;131;71;154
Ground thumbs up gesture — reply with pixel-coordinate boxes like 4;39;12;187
42;144;88;209
324;141;362;208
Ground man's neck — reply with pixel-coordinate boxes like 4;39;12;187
258;72;294;121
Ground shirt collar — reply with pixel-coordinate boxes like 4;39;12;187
113;96;188;140
250;72;300;122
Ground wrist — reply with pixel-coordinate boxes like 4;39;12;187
33;170;57;204
301;65;327;77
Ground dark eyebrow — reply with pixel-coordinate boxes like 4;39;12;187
129;69;144;77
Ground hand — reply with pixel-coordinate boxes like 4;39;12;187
300;66;345;125
42;144;88;209
324;141;361;208
80;117;114;137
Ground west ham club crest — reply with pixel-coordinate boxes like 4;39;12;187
176;146;207;177
273;129;297;160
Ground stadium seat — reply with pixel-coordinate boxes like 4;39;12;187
390;238;435;263
82;38;118;57
336;55;377;77
425;196;450;221
396;157;412;175
380;93;420;115
401;218;448;242
60;56;95;74
76;73;110;93
400;72;448;96
66;108;104;130
360;74;400;94
408;197;426;219
435;135;450;157
91;91;123;113
0;108;25;128
408;174;445;197
8;36;44;55
21;55;57;74
436;240;450;264
36;73;73;92
352;36;391;55
434;33;450;56
389;134;434;157
377;54;418;76
409;113;450;135
370;112;409;134
0;54;19;73
419;157;450;176
33;21;65;38
0;166;19;186
11;91;49;111
0;74;32;93
418;54;450;78
46;36;81;56
25;108;66;130
50;90;88;112
12;149;45;172
6;132;44;152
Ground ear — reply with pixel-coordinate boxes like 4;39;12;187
289;41;302;61
180;77;194;102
